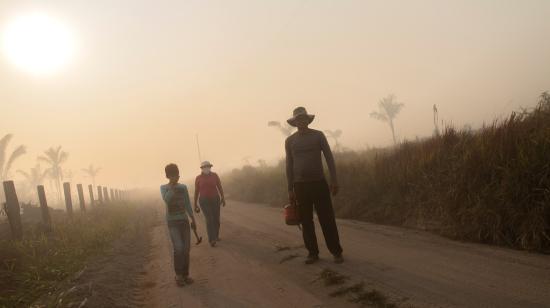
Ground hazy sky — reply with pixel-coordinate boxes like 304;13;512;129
1;0;549;189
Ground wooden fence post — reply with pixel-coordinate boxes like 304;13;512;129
97;185;104;204
110;189;114;202
63;182;73;217
77;184;86;212
103;187;110;203
88;185;95;208
3;181;23;240
37;185;52;232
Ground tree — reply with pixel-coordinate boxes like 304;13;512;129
17;164;49;202
242;156;252;165
324;129;343;152
17;164;49;188
0;134;27;182
38;146;68;203
370;94;404;145
82;164;101;187
268;121;295;137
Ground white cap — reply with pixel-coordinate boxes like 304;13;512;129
200;161;213;168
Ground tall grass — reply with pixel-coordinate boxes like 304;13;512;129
225;93;550;252
0;203;153;307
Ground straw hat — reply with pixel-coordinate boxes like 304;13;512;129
200;161;213;169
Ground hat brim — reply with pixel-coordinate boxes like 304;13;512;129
287;114;315;127
200;164;213;168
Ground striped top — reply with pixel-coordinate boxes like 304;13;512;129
160;183;193;221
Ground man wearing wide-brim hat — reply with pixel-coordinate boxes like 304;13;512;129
285;107;344;264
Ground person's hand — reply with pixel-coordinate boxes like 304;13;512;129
288;190;296;204
330;183;339;196
221;198;226;207
194;204;200;213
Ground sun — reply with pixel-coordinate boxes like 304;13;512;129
1;12;75;76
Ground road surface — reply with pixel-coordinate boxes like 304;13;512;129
140;201;550;308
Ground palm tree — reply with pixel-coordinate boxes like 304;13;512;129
0;134;27;182
17;164;49;188
38;146;68;203
324;129;343;152
370;94;404;145
268;121;295;137
82;164;101;186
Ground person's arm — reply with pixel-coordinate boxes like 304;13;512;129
285;137;296;203
320;132;339;195
193;176;200;213
183;185;197;229
215;173;226;206
160;185;175;203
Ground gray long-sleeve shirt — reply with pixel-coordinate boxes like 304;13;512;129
285;129;337;191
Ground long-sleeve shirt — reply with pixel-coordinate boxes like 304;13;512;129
160;183;194;221
195;172;223;199
285;128;337;191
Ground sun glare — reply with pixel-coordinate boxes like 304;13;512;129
1;12;75;76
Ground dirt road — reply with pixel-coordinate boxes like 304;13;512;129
140;201;550;308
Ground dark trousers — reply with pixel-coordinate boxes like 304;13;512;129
199;196;221;242
167;219;191;276
294;180;343;256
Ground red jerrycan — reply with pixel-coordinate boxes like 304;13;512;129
284;202;301;226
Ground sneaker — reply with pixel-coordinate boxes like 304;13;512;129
175;275;186;286
183;276;194;285
305;254;319;265
333;254;344;264
210;241;217;247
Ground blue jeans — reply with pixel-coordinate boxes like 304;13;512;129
199;196;220;242
167;219;191;276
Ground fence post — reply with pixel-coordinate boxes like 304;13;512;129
77;184;86;212
97;185;104;204
63;182;73;217
88;184;95;208
3;181;23;240
110;189;114;202
103;187;110;203
37;185;52;232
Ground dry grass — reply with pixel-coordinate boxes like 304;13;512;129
0;202;154;307
317;268;349;286
328;278;398;307
225;92;550;252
